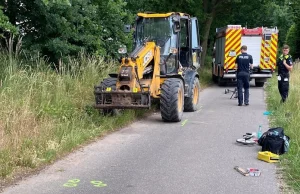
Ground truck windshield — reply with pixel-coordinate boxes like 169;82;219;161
135;17;177;55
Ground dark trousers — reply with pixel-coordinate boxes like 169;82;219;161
278;79;289;102
237;72;250;105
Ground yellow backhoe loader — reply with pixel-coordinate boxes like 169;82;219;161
94;12;202;122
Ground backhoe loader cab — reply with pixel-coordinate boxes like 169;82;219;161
134;13;201;72
94;12;201;122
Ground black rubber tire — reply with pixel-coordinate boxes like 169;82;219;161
160;78;184;122
255;81;265;87
96;77;119;115
217;67;226;86
212;74;218;83
184;78;200;112
212;63;218;83
218;76;226;86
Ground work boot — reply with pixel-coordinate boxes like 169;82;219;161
280;99;286;103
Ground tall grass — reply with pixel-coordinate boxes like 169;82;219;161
0;52;146;179
199;55;213;88
266;62;300;192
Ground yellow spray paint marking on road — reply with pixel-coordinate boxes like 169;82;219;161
91;181;107;187
63;179;80;187
63;179;107;188
181;119;188;127
190;121;208;125
196;106;203;113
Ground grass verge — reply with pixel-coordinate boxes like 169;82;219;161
265;62;300;192
0;53;149;183
199;56;213;88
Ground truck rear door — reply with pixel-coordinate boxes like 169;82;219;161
241;36;262;68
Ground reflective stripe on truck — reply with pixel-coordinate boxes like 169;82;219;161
260;30;278;71
224;28;242;70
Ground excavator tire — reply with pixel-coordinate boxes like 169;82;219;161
184;77;200;112
96;77;119;116
160;78;184;122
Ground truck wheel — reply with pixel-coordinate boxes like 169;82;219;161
184;77;200;112
212;63;218;83
217;67;226;86
96;77;119;115
218;76;226;86
160;78;184;122
255;81;265;87
212;74;218;83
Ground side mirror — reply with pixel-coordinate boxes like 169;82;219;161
173;21;181;33
118;45;127;54
124;25;131;33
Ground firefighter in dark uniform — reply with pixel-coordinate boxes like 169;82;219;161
235;45;253;106
277;45;293;103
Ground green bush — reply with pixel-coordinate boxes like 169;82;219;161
198;55;213;88
285;24;297;57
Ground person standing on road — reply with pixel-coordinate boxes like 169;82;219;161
235;45;253;106
277;45;293;103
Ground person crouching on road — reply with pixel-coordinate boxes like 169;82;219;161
235;45;253;106
277;44;293;103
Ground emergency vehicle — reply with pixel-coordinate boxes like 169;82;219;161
212;25;279;87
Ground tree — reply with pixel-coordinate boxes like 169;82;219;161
285;24;297;57
290;0;300;58
3;0;133;62
267;1;295;46
3;0;297;62
200;0;225;66
92;0;134;57
0;7;17;37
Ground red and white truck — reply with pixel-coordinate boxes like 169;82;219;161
212;25;279;87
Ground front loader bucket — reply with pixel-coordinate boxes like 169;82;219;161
94;86;151;109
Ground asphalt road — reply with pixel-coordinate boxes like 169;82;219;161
2;83;279;194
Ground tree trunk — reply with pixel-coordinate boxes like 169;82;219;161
200;0;225;67
201;12;215;67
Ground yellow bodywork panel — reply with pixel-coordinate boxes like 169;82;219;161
150;45;161;98
134;42;156;79
137;12;173;18
118;42;161;98
137;12;188;18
